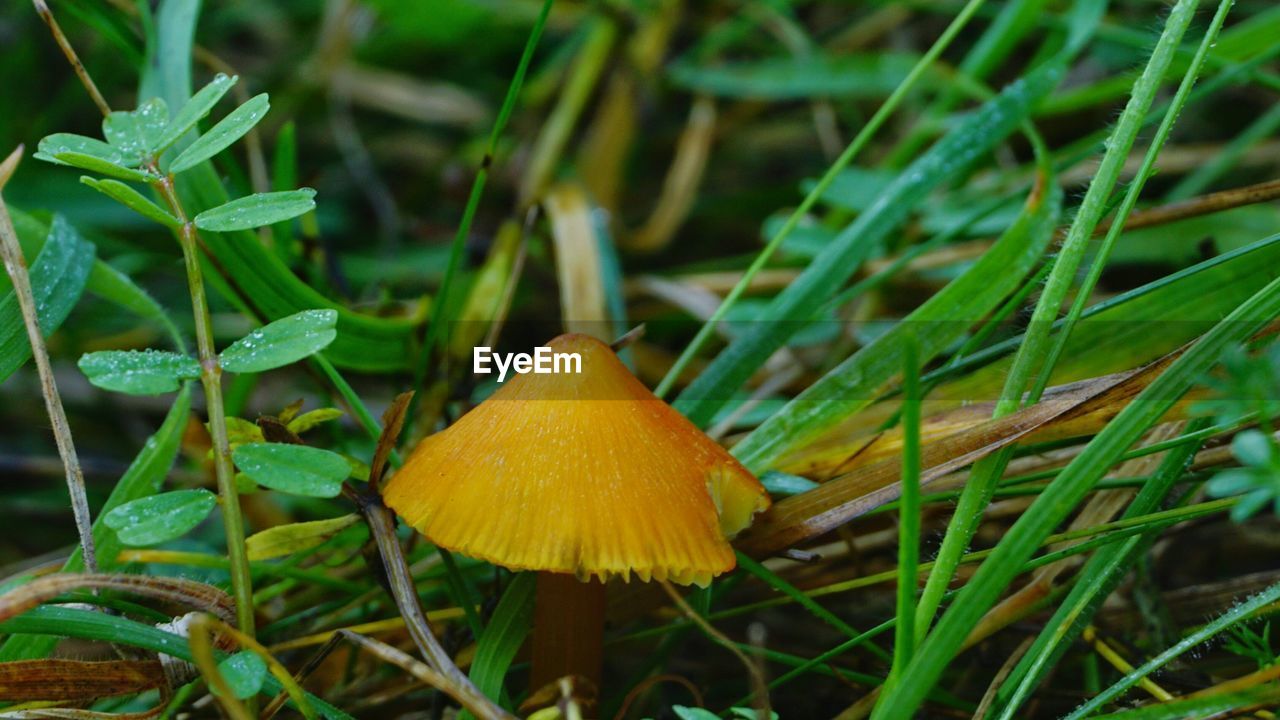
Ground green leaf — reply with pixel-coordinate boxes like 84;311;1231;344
193;189;316;232
52;152;155;183
760;471;819;497
103;489;218;546
675;56;1078;428
668;54;923;99
466;573;536;717
991;418;1213;717
216;651;267;699
733;166;1062;471
286;408;344;434
140;0;200;113
77;349;200;395
155;73;238;153
673;708;721;720
168;93;269;174
80;177;180;228
0;215;96;383
35;133;137;167
219;308;338;373
1233;429;1275;467
729;709;780;720
245;514;360;560
103;98;170;158
232;443;350;497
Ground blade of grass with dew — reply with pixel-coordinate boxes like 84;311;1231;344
874;233;1280;720
657;0;1006;409
0;606;352;720
463;573;536;718
1031;0;1234;404
1065;577;1280;719
0;214;95;382
925;231;1280;402
991;420;1211;719
731;150;1062;472
984;13;1242;707
1038;4;1280;116
5;207;185;351
886;0;1053;165
912;0;1223;646
887;338;922;693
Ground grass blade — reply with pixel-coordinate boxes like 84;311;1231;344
874;223;1280;720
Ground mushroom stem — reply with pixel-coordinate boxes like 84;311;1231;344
530;571;605;692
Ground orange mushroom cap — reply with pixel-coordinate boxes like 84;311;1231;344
383;334;771;586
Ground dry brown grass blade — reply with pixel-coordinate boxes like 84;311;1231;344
578;0;679;213
973;638;1034;719
545;183;608;337
0;659;164;701
0;161;97;573
31;0;110;117
353;492;507;717
658;581;770;719
0;148;20;190
736;351;1180;557
0;574;235;626
0;703;166;719
331;64;488;127
623;96;717;253
336;630;515;720
371;391;413;490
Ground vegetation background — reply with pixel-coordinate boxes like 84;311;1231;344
1;0;1280;718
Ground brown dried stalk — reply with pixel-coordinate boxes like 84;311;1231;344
31;0;110;117
0;147;98;573
658;580;771;719
336;631;513;720
0;573;235;626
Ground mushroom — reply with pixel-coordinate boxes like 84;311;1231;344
383;333;771;691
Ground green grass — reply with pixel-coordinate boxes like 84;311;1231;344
2;0;1280;717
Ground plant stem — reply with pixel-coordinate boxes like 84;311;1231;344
911;0;1203;642
154;172;255;639
887;339;922;690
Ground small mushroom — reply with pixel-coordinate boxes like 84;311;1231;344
383;333;770;690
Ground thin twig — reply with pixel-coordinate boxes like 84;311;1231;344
0;147;98;573
338;630;513;720
31;0;111;117
658;580;771;718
